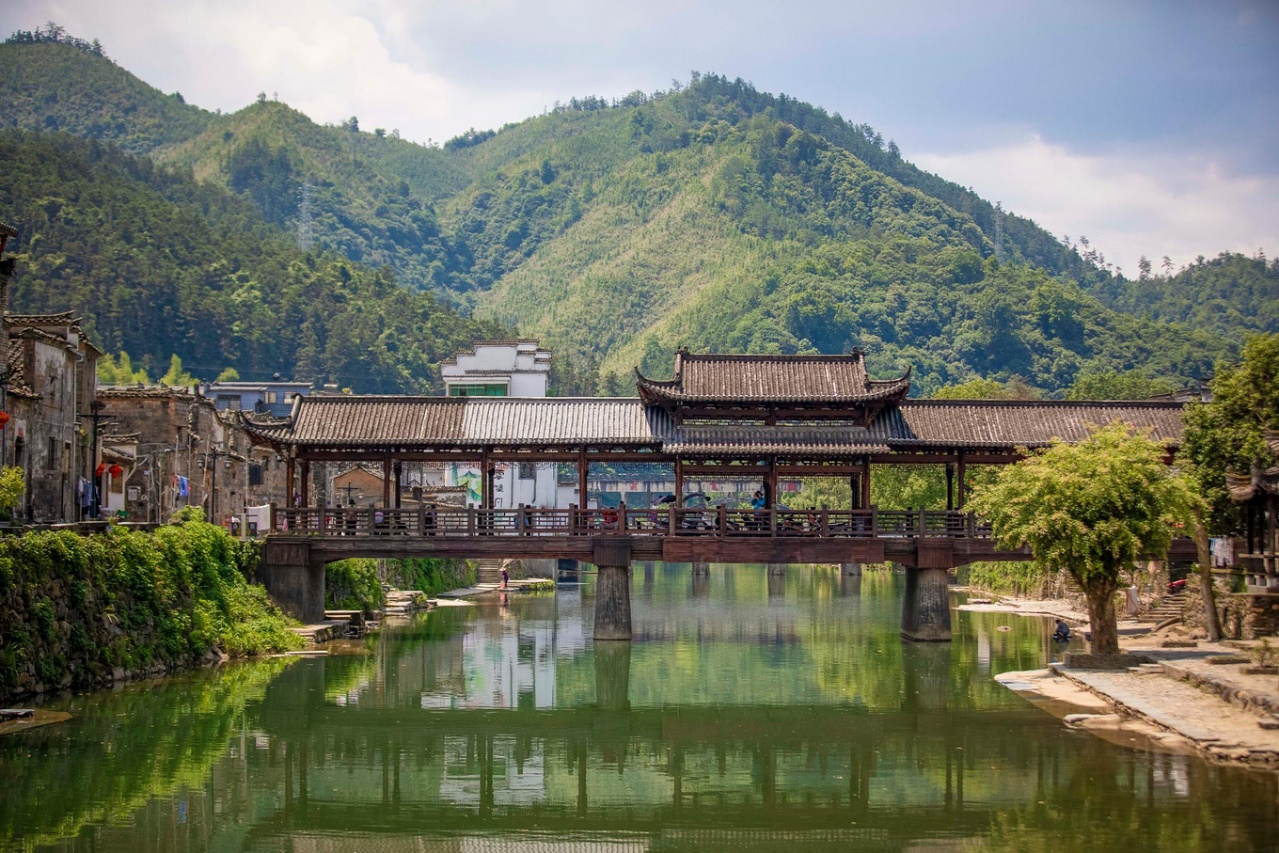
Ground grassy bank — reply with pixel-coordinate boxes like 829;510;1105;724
0;520;303;700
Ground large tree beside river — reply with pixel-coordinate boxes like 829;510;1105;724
969;423;1198;654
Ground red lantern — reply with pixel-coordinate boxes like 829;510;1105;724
95;463;106;477
0;411;9;428
108;464;124;478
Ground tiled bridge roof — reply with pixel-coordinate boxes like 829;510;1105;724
241;395;1186;457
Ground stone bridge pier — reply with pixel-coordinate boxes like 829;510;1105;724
900;540;960;642
592;539;634;641
901;566;952;641
258;539;326;623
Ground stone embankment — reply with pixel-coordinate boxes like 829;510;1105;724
287;590;436;645
972;580;1279;766
1000;640;1279;766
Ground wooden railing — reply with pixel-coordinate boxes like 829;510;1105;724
271;506;993;540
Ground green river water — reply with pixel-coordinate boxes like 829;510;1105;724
2;565;1276;851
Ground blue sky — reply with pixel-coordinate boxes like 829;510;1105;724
5;0;1276;272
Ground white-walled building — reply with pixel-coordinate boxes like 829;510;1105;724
441;340;551;398
442;341;558;509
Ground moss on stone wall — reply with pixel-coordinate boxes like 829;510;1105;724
324;557;476;613
385;557;476;597
0;522;303;700
325;559;385;612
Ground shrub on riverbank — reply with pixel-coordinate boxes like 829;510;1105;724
0;522;303;700
960;561;1059;597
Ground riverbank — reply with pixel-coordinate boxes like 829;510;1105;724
436;578;555;599
0;522;303;702
983;587;1279;767
957;589;1087;623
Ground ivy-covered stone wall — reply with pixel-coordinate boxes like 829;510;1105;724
0;522;302;701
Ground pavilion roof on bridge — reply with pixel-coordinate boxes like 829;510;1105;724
239;393;1187;459
635;350;910;424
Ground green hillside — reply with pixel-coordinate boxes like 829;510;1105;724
0;132;503;391
153;100;469;288
0;34;1274;396
456;103;1230;390
0;38;211;153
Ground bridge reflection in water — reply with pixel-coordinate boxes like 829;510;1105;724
7;567;1273;851
232;572;1270;851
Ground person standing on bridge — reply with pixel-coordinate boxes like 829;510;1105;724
751;489;766;530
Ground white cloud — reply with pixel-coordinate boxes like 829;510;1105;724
915;135;1278;274
7;0;561;145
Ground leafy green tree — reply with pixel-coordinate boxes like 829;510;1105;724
1181;333;1279;527
97;351;151;385
160;354;198;387
1066;368;1177;400
932;377;1041;400
0;466;23;518
969;423;1197;654
215;367;240;382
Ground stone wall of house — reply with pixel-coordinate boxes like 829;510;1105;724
99;388;289;525
5;324;97;523
1184;573;1279;639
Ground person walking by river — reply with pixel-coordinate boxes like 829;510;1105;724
501;566;509;589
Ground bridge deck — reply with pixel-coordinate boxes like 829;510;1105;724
268;505;1014;565
265;506;1198;566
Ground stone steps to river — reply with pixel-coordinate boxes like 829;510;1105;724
383;589;431;616
475;559;505;584
1141;591;1186;623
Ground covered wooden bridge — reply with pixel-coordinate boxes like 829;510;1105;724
243;351;1190;640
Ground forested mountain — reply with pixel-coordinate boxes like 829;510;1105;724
0;132;503;392
1;33;1274;395
0;37;212;153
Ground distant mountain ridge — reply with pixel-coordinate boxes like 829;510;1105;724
1;35;1274;395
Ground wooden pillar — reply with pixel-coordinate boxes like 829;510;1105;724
286;457;296;506
577;448;588;510
674;459;684;505
766;455;778;510
945;463;955;511
300;460;311;507
861;458;872;509
393;461;402;509
850;474;859;510
1263;493;1273;580
957;452;967;509
382;457;392;507
480;447;492;510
